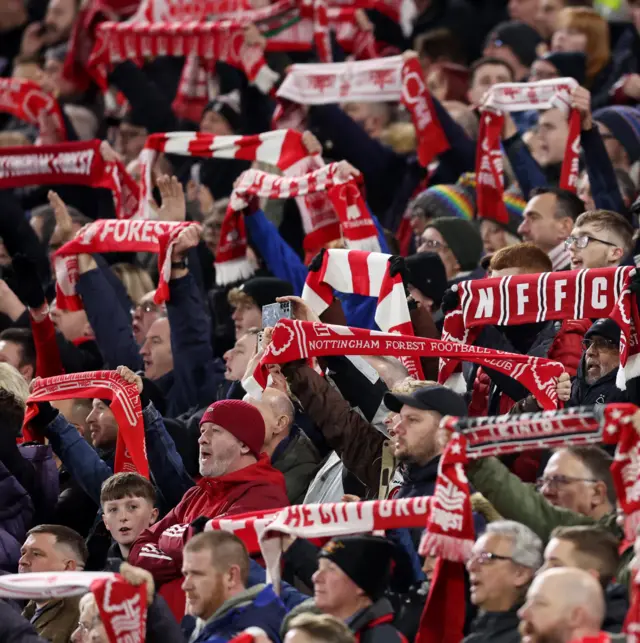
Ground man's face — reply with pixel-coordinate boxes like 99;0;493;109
50;299;90;342
538;450;601;515
0;339;32;381
536;0;563;39
583;334;620;385
86;399;119;449
539;537;580;576
480;219;509;254
43;0;77;44
596;122;628;170
312;557;364;617
198;423;243;477
102;496;158;549
200;111;233;135
342;102;371;129
537;109;569;167
483;43;525;80
518;193;573;253
139;318;173;380
389;405;441;466
231;300;262;340
182;549;228;620
418;227;457;280
71;594;108;643
529;59;560;83
568;223;622;270
508;0;540;27
116;123;148;165
518;575;568;643
131;291;163;346
468;63;513;105
467;533;528;611
19;532;73;573
223;333;257;382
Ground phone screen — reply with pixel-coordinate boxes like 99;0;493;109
261;302;292;328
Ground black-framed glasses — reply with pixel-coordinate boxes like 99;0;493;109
564;234;618;250
535;474;597;492
467;551;513;566
581;337;619;352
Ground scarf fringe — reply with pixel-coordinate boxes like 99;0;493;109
214;256;256;286
418;532;474;563
345;235;381;252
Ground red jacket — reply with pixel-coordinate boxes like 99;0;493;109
128;454;288;617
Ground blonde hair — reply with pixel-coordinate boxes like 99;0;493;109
0;363;29;409
110;263;154;306
556;7;610;83
380;122;417;154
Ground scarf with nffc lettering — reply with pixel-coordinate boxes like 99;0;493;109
301;248;423;378
276;55;450;168
476;78;580;224
243;318;564;409
0;78;67;140
0;140;139;220
23;371;148;478
440;266;633;390
53;220;198;311
217;163;379;285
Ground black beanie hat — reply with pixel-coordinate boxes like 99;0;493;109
238;277;294;309
318;535;394;600
584;318;620;345
542;51;587;86
486;20;543;68
202;90;242;133
405;252;448;308
425;217;484;272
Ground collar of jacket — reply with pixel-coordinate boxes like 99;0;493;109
197;453;286;492
23;596;79;628
348;597;395;633
194;584;267;634
471;602;522;635
271;424;299;464
403;455;440;485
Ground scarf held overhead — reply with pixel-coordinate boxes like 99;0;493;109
476;78;580;224
24;371;148;478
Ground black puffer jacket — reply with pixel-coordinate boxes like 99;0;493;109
350;598;406;643
568;358;627;409
462;604;521;643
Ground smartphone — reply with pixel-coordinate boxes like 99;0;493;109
261;302;292;329
257;330;264;351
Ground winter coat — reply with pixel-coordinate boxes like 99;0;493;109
603;583;629;634
349;597;406;643
568;357;628;409
0;599;46;643
462;604;521;643
303;451;345;504
22;597;81;643
189;584;287;643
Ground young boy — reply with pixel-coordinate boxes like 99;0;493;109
101;472;159;560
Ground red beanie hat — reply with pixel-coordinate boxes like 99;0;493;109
200;399;265;458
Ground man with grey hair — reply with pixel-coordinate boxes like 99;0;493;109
464;520;543;643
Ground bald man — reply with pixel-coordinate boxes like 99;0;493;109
518;568;608;643
245;388;321;504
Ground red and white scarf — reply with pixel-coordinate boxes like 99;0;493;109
0;140;139;220
53;219;198;311
24;371;149;478
301;249;421;377
276;55;450;168
217;163;378;284
227;629;269;643
625;570;640;641
0;79;66;140
244;319;565;409
0;571;115;600
476;78;580;224
440;266;632;390
609;269;640;390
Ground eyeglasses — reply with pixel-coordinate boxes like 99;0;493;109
564;234;619;250
535;474;597;492
467;551;513;566
582;337;619;352
420;239;448;251
131;301;160;316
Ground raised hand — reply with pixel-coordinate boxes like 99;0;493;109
153;175;186;222
556;372;572;402
116;365;143;394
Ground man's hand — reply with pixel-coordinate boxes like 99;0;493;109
354;8;373;31
572;86;592;131
20;22;45;58
556;372;572;402
0;279;26;321
302;130;322;156
243;23;267;50
116;365;143;394
119;562;155;605
153;175;186;222
172;225;201;261
402;49;418;62
276;295;320;323
335;160;361;182
48;190;75;246
100;140;123;164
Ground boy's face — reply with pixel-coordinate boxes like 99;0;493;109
102;496;158;547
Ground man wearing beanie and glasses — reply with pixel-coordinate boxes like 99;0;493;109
312;535;405;643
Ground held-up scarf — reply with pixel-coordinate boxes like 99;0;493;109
0;571;115;599
243;318;565;409
91;575;148;643
476;78;580;224
0;140;139;220
53;219;197;311
300;248;422;378
276;56;450;168
609;269;640;390
24;371;149;478
218;163;378;285
440;266;632;391
0;79;67;140
625;570;640;641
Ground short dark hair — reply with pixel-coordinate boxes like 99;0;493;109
26;524;88;566
0;328;35;370
565;445;616;506
100;472;157;506
184;531;249;585
529;187;585;222
416;28;465;65
470;56;515;85
550;525;620;587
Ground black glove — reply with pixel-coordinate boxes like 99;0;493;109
440;288;460;315
11;254;46;309
190;516;209;535
28;401;59;434
308;248;326;272
388;255;408;283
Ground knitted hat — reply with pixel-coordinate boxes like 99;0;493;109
409;184;475;222
200;399;265;457
584;318;620;346
405;252;448;308
238;277;294;309
542;51;586;86
425;217;484;271
485;21;543;68
593;106;640;164
203;90;242;133
318;536;395;600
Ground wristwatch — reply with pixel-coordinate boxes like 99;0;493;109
171;259;188;269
